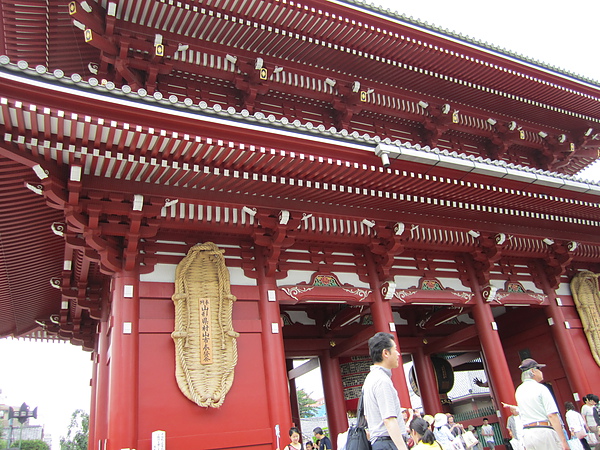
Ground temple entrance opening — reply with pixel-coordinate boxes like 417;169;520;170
288;358;326;444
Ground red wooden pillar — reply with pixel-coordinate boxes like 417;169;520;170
91;317;110;449
255;249;292;448
89;350;97;450
533;260;592;397
107;270;139;450
364;250;412;406
412;347;443;414
463;257;515;425
320;351;349;444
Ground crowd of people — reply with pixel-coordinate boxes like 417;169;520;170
279;333;600;450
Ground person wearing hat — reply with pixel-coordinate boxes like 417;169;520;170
514;358;569;450
424;415;435;428
432;413;456;450
362;332;409;450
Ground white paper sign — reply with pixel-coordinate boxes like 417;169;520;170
152;430;166;450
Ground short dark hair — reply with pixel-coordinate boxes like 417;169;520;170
587;394;599;403
289;427;300;437
368;332;394;363
482;418;489;422
565;401;575;411
313;427;324;436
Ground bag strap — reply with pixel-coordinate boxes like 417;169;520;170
357;390;368;428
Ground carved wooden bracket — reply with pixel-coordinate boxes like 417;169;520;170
471;232;506;286
280;272;372;304
368;222;407;281
536;134;574;171
250;209;299;277
485;281;547;306
486;121;522;160
331;82;364;130
535;240;574;289
234;59;272;113
420;103;453;148
71;1;174;93
32;166;162;348
390;277;473;307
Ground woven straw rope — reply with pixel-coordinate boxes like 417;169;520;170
570;271;600;367
171;242;239;407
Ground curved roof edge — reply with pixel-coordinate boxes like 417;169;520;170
338;0;600;88
2;56;599;194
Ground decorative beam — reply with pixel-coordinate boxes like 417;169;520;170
287;358;319;381
446;351;481;368
329;325;375;358
424;324;479;354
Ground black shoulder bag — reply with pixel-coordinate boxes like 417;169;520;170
345;392;372;450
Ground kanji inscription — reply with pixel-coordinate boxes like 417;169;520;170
199;298;213;364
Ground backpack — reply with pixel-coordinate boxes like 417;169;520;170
344;394;372;450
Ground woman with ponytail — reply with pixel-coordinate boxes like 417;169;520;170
410;417;443;449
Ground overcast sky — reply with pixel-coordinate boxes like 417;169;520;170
372;0;600;81
0;339;92;449
2;1;600;448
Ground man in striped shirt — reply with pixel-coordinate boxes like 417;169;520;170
363;332;409;450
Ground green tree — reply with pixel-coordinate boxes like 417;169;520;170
9;440;49;450
59;409;89;450
297;389;319;418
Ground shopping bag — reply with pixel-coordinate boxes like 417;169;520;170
510;438;524;450
569;437;584;450
586;432;598;446
337;430;348;450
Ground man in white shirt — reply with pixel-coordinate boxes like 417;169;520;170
514;358;568;450
480;418;495;450
362;332;409;450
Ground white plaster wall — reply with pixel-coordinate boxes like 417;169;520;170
333;272;370;288
555;282;572;296
277;270;316;286
228;266;258;286
434;277;467;291
139;263;257;286
140;263;176;283
392;275;422;289
393;311;408;325
287;310;316;325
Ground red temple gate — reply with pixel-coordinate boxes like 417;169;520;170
1;1;600;449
